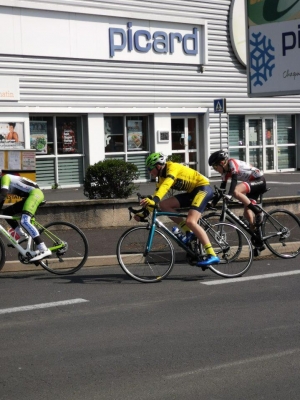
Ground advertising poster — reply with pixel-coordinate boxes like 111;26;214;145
62;129;76;153
30;121;48;153
0;122;25;149
127;120;143;150
22;151;36;170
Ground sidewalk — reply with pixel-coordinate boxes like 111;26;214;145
43;171;300;202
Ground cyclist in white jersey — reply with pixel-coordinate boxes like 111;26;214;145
0;174;51;261
208;150;266;229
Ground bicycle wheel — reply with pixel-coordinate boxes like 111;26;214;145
262;209;300;258
204;222;253;278
117;226;175;283
36;221;89;275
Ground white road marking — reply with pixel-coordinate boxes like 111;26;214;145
166;349;300;379
0;298;89;315
202;270;300;285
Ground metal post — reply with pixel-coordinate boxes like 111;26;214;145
219;113;222;149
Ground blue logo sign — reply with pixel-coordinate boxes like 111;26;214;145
250;32;275;87
109;22;199;57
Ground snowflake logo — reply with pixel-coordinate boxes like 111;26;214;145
250;32;275;86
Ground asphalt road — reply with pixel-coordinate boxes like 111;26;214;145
1;257;300;399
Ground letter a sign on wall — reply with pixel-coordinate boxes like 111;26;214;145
246;0;300;97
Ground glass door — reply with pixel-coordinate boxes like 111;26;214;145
171;117;198;169
247;116;276;172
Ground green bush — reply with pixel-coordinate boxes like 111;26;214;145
84;159;139;199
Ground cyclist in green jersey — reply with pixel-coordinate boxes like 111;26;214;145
0;174;51;261
140;152;220;267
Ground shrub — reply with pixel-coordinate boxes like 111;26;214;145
84;159;139;199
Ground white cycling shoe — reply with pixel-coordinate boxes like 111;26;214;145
30;249;52;262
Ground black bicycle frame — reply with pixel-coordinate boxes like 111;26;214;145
219;200;282;243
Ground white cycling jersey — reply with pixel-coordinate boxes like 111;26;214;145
222;158;263;183
1;174;40;197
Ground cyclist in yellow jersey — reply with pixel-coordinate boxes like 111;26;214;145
140;152;220;267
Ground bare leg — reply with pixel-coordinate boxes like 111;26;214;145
159;197;184;225
185;209;211;247
233;183;255;226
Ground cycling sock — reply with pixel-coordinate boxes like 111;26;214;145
247;203;261;215
204;243;216;256
178;220;192;233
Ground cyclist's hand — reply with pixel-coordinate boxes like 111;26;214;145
140;197;156;211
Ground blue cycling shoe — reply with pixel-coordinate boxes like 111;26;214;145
197;255;220;267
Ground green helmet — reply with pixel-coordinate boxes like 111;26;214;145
145;152;166;170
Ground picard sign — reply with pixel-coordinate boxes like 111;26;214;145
108;22;206;64
0;76;19;101
246;0;300;97
0;8;207;66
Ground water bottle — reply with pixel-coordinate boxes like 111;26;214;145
172;226;186;242
172;226;180;237
8;228;21;241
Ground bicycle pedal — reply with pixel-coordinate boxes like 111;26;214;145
254;248;260;257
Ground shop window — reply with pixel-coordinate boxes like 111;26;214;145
105;116;124;153
126;116;148;151
229;148;246;160
277;115;295;144
278;147;296;169
30;115;85;188
30;117;54;155
229;115;245;147
56;117;83;155
104;116;149;153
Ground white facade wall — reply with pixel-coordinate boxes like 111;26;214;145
0;0;299;181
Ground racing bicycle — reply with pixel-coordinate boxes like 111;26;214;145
0;215;89;275
204;187;300;259
116;194;253;283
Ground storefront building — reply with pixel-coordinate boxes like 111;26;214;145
0;0;299;188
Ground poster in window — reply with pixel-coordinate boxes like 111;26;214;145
0;122;25;149
30;121;48;154
62;129;76;153
127;120;143;150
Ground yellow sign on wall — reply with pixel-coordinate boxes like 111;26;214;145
1;150;36;204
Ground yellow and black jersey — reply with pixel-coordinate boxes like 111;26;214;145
153;162;210;201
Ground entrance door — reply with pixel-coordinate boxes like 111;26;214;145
247;116;276;172
171;117;198;169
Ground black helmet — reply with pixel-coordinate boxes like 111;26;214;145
208;150;228;166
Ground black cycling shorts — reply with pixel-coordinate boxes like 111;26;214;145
243;176;266;202
174;185;213;213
